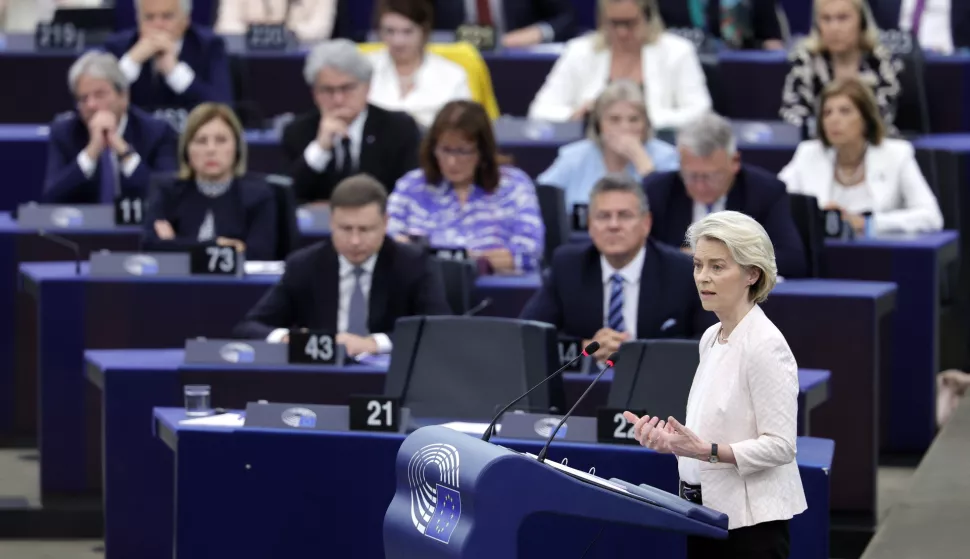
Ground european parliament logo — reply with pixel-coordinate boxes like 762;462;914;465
50;207;83;228
219;342;255;364
408;443;461;545
281;407;317;428
534;417;567;439
123;255;159;276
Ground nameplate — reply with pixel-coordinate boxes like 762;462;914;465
190;244;243;276
431;246;469;261
245;23;289;51
17;204;117;230
823;209;845;239
557;336;591;373
571;204;589;231
287;330;347;366
455;24;495;50
114;195;145;225
499;412;597;443
596;408;647;446
89;251;190;277
184;339;288;365
296;206;331;234
35;22;85;51
243;401;412;433
348;396;403;432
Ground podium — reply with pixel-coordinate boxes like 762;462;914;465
384;426;728;558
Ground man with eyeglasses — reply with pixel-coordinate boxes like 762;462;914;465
521;174;713;362
282;39;421;204
644;112;807;278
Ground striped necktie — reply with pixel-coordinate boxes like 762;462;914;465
607;273;626;332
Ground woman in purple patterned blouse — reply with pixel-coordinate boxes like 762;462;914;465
387;100;545;274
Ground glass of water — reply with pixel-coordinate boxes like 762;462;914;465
184;385;212;416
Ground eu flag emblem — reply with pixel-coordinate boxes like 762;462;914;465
425;484;461;544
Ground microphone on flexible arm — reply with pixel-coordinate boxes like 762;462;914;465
37;230;82;275
462;297;492;317
481;340;600;442
535;351;620;463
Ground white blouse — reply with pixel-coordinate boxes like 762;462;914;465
367;50;473;129
680;337;727;485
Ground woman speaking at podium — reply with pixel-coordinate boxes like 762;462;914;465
624;211;807;558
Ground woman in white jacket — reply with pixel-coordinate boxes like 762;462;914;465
625;211;807;558
779;77;942;236
527;0;711;130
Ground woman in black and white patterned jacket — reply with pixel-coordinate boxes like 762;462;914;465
780;0;902;139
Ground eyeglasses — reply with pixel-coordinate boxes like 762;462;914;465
591;210;640;224
681;171;726;185
315;82;360;97
435;146;478;159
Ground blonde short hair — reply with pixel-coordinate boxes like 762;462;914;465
177;103;247;180
587;80;653;145
803;0;881;54
594;0;665;50
686;211;778;304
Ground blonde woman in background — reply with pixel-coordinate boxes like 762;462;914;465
527;0;712;130
215;0;342;43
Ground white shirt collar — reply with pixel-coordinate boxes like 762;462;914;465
347;108;368;143
338;252;377;277
693;195;727;223
600;245;646;285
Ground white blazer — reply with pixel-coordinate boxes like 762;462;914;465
685;305;807;530
527;32;712;130
367;50;473;129
779;139;944;235
214;0;337;42
1;0;101;31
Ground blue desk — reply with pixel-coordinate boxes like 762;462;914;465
825;232;960;453
477;274;896;518
153;407;834;559
85;348;830;559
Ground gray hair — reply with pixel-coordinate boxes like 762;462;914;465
589;173;650;214
68;51;128;95
686;211;777;304
303;39;374;86
677;112;737;157
587;80;653;144
136;0;192;14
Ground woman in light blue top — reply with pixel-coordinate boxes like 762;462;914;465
537;79;680;209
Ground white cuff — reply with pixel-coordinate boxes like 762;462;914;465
371;333;393;354
267;328;290;343
120;153;142;178
118;54;143;84
164;62;195;94
76;151;96;179
536;23;555;43
303;141;332;173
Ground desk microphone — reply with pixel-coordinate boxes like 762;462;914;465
535;351;620;463
463;297;492;317
481;340;600;442
37;230;81;275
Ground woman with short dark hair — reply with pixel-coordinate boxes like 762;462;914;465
387;100;544;274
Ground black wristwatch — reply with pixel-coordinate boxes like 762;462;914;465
708;443;719;464
118;147;136;161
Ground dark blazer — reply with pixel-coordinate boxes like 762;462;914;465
232;238;453;339
103;24;234;111
433;0;577;42
520;239;714;340
43;106;178;204
644;164;808;278
281;104;421;203
657;0;783;49
871;0;970;50
142;174;278;260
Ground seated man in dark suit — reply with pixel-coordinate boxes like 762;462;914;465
657;0;785;50
432;0;577;47
644;112;807;278
103;0;233;113
44;51;178;204
871;0;969;54
281;39;421;204
233;174;452;357
520;174;713;362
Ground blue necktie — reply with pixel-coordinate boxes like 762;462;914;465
607;273;626;333
706;203;715;215
98;150;117;203
346;266;369;336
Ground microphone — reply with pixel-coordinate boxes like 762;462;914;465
535;351;620;463
481;340;600;442
462;297;492;317
37;230;81;275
